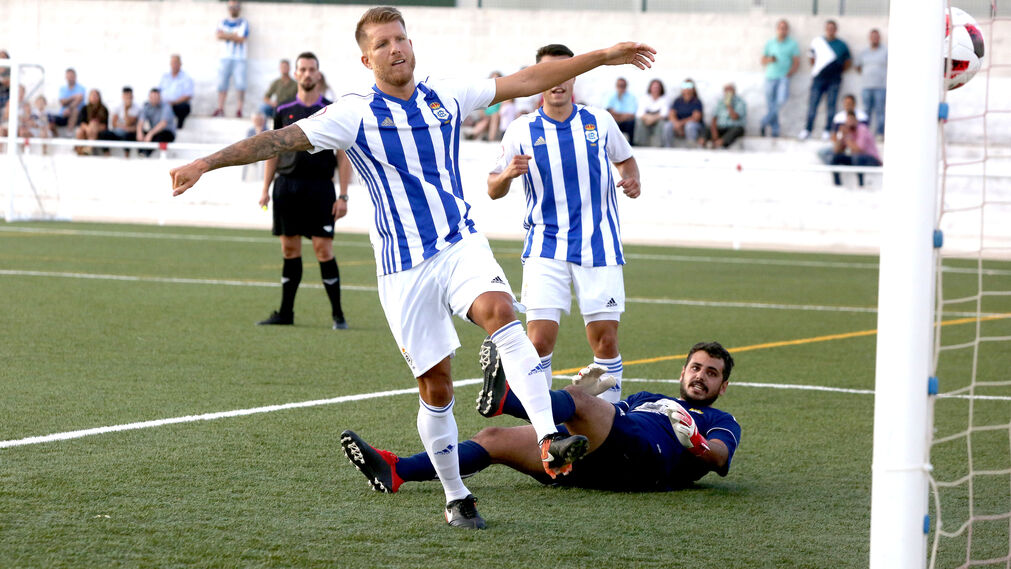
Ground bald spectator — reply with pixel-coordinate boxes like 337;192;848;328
260;59;297;119
159;54;195;129
606;77;637;143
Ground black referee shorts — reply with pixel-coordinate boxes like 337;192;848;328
271;176;337;238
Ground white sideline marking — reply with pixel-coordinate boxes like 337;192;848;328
5;377;1008;450
1;269;992;317
5;225;1009;276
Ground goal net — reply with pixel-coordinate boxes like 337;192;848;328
928;1;1011;567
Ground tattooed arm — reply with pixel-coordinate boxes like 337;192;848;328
170;124;312;196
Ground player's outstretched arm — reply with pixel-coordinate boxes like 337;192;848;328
491;42;656;105
614;156;641;199
171;125;312;196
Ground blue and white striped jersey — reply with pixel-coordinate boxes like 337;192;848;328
217;17;249;60
296;78;496;276
492;105;633;267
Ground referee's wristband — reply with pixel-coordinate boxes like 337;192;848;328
337;195;349;201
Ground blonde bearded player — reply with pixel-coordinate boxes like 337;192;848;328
170;6;655;529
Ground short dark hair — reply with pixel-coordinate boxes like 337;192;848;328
535;44;574;63
356;6;406;48
843;93;856;103
648;78;665;96
122;86;133;94
826;19;838;27
686;341;735;382
150;87;160;94
295;51;319;67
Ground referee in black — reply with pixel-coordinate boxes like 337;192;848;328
257;51;352;329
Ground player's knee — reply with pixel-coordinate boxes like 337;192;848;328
416;375;454;407
529;335;553;356
591;333;619;358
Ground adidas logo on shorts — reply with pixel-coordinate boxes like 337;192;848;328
606;298;618;308
490;276;505;285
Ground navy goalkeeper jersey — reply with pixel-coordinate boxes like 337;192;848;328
617;391;742;486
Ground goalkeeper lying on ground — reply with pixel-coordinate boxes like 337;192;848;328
342;341;741;495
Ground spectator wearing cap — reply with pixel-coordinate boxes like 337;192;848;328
136;87;176;156
663;79;704;147
158;54;195;129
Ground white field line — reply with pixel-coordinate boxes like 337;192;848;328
0;269;992;317
4;225;1009;276
4;377;1008;450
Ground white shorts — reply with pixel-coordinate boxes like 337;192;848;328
520;257;625;325
377;235;515;377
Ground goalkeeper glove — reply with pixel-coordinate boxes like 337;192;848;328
667;404;710;457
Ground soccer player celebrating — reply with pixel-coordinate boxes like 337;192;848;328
257;52;353;330
486;44;641;403
170;6;655;529
343;342;741;493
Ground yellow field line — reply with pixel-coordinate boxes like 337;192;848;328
555;313;1011;375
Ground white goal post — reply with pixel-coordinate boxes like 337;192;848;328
869;0;945;567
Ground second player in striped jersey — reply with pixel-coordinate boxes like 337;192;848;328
488;44;641;403
170;6;656;529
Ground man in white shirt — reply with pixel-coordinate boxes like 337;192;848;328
170;6;655;530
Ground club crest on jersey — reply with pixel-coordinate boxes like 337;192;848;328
584;123;599;144
429;102;451;122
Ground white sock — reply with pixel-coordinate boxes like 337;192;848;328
540;353;553;389
594;354;623;403
491;321;557;441
417;397;470;503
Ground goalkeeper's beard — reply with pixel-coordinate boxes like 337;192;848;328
680;382;720;407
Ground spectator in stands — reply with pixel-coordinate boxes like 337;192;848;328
817;93;868;164
706;83;747;149
158;54;195;129
497;98;518;133
467;71;504;142
800;20;851;141
633;78;667;147
50;68;86;133
246;111;267;138
74;88;109;155
100;86;140;156
663;79;704;148
137;88;176;157
0;85;29;140
0;49;10;111
319;73;336;102
29;94;53;140
606;76;637;143
260;59;297;119
759;19;800;138
855;28;887;137
830;110;881;187
213;0;249;118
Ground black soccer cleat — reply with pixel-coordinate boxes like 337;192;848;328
539;433;589;479
444;494;486;530
476;336;510;417
332;316;349;330
340;430;403;493
257;310;293;326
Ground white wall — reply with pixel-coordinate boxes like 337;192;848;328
1;0;1007;143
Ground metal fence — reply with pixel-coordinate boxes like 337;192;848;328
240;0;996;16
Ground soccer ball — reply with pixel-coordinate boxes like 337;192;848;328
944;7;985;90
